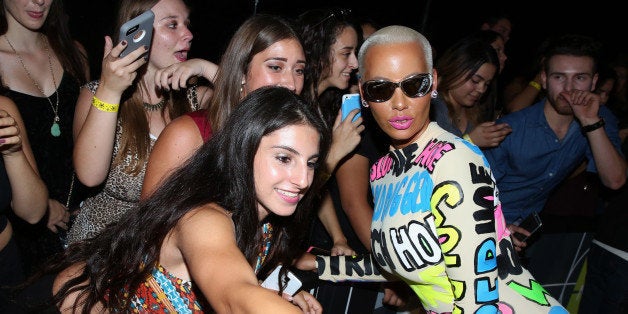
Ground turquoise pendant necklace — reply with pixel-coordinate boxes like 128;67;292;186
5;35;61;137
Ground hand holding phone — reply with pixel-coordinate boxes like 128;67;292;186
341;93;362;122
119;10;154;59
513;212;542;242
261;265;302;296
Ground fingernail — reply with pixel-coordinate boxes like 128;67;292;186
143;45;149;51
143;55;148;61
0;139;5;144
121;40;127;46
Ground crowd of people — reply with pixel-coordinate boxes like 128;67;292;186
0;0;626;313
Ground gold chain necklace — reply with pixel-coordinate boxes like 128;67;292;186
4;35;61;137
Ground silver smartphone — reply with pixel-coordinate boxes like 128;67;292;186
261;265;302;296
118;9;154;59
341;93;362;122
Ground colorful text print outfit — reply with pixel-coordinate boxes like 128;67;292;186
315;122;567;313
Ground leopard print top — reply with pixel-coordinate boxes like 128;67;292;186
67;81;199;244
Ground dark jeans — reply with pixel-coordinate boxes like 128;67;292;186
578;242;628;314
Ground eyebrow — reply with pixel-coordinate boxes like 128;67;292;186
272;145;319;160
549;71;593;76
264;57;307;64
159;15;190;22
473;73;491;81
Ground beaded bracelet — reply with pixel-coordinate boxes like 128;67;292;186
92;96;119;112
528;81;542;91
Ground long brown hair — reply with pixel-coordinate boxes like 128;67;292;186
50;87;331;312
436;36;500;127
0;0;88;85
206;14;302;131
112;0;194;174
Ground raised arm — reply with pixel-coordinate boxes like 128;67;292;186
153;58;216;109
154;58;218;91
177;205;302;313
324;109;364;173
73;36;148;186
504;72;543;113
0;97;48;223
565;90;627;189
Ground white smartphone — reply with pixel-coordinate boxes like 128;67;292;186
341;93;362;122
118;9;155;59
261;265;302;296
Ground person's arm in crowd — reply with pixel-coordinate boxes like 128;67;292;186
140;115;204;199
504;72;543;114
0;98;48;223
316;192;355;256
565;90;626;189
179;204;314;313
325;109;364;173
315;109;364;257
335;153;373;251
154;58;217;108
73;37;147;186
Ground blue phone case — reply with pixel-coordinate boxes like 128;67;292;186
341;93;362;122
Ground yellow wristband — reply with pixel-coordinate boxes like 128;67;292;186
462;133;474;144
528;81;541;91
92;96;119;112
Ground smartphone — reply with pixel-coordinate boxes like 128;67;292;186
513;212;543;242
341;93;362;122
261;265;302;296
307;246;331;255
118;9;155;59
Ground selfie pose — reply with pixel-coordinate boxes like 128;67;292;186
53;86;326;313
67;0;210;244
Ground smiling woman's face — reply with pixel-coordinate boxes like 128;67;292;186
254;124;320;220
243;38;306;96
318;26;359;94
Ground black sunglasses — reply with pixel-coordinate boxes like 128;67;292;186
361;73;433;103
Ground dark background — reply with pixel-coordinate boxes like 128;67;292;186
65;0;627;83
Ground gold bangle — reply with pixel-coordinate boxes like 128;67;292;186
528;81;541;91
92;96;119;112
